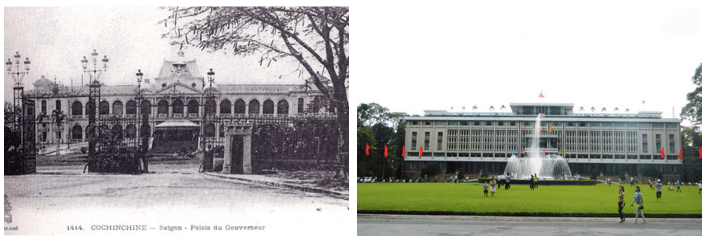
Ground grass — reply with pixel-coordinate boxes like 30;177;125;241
357;183;702;217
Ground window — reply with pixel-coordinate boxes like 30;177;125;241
669;134;675;153
297;98;304;113
56;100;61;113
220;99;232;114
248;100;260;115
263;100;274;114
410;121;418;125
655;134;661;152
172;99;183;115
126;100;136;115
435;121;447;126
41;100;47;113
627;123;637;127
642;134;648;153
411;132;417;148
437;132;443;150
72;101;82;116
460;121;469;126
277;100;289;115
424;132;430;150
485;121;492;126
157;100;169;114
498;121;504;126
448;121;459;125
234;99;246;114
99;101;110;115
72;125;82;140
141;100;151;114
113;101;124;115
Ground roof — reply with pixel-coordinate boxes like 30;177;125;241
33;75;56;87
155;119;200;128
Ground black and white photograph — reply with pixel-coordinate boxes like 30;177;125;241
4;6;349;237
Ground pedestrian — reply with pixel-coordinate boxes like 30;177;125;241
630;177;635;187
618;186;626;223
669;182;674;191
529;176;535;190
490;177;496;197
534;174;539;188
648;177;653;189
506;175;511;190
608;177;612;186
698;181;702;195
676;179;682;193
483;182;489;197
630;186;647;224
655;179;662;203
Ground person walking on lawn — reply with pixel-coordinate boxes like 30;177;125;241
618;186;626;223
505;175;511;190
655;179;663;203
534;174;539;189
483;182;489;197
490;177;496;197
676;180;682;193
630;186;647;224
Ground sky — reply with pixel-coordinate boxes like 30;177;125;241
355;1;703;124
3;6;306;102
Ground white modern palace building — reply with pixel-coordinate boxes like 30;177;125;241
403;102;682;179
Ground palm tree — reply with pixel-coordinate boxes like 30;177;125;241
472;105;478;112
614;107;619;112
601;107;607;112
500;105;507;111
489;105;495;111
590;107;595;112
579;106;585;112
51;109;67;155
625;108;630;113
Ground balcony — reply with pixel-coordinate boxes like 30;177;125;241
158;114;168;118
173;113;183;118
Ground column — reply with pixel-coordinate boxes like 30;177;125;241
245;104;249;116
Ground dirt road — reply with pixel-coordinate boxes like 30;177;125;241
4;164;348;235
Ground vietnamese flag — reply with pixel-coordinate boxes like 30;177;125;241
522;147;525;156
365;144;370;155
660;147;665;159
402;145;406;157
678;148;683;159
384;145;388;158
419;146;423;158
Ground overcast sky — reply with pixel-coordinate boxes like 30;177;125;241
4;6;305;101
356;2;703;123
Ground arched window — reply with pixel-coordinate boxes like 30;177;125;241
72;101;83;116
277;100;289;115
248;100;260;115
297;98;304;113
72;124;82;140
157;100;169;114
99;101;110;115
205;99;217;115
125;124;137;138
204;123;215;137
126;100;136;115
220;99;231;114
263;100;274;115
188;99;199;114
234;99;246;114
141;100;151;114
328;105;336;113
56;100;62;113
112;101;123;115
173;99;184;115
41;100;47;113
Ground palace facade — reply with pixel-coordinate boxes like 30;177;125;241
403;102;682;179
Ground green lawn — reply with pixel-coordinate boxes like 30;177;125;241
357;183;702;217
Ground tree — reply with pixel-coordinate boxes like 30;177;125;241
679;64;702;182
163;6;349;167
681;63;702;128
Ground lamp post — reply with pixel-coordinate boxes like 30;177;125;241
135;69;149;172
201;68;215;150
6;52;31;131
83;49;108;172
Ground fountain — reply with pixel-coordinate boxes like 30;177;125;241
503;114;572;180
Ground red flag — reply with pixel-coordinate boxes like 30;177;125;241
384;145;388;158
524;124;527;132
699;148;702;159
419;146;423;158
402;145;406;157
539;89;545;98
365;144;370;156
522;147;525;156
678;148;683;159
660;147;665;159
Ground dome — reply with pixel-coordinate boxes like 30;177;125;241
33;75;56;88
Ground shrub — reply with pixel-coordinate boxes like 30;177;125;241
80;146;87;154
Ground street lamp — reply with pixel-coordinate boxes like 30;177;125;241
82;49;109;84
6;51;31;132
135;69;144;100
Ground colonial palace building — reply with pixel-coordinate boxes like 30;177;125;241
403;102;682;179
25;51;331;152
